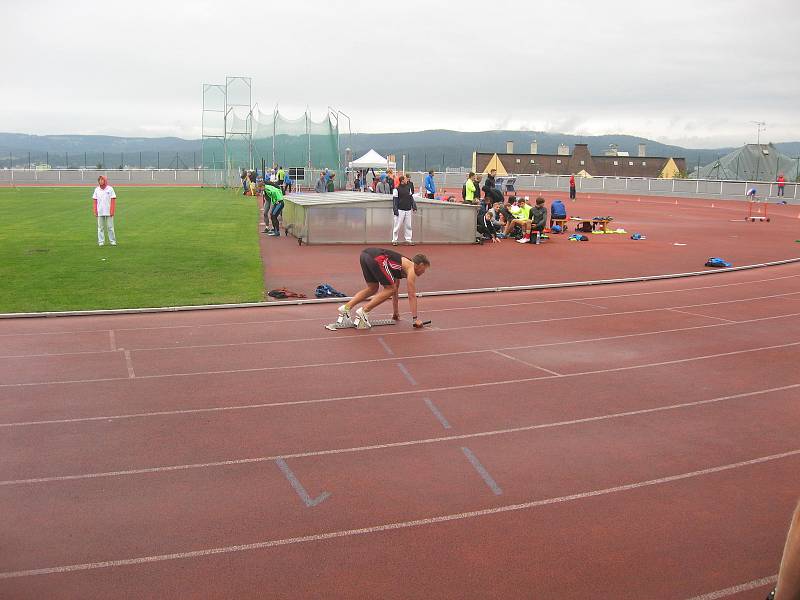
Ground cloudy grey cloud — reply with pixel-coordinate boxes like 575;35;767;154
1;0;798;147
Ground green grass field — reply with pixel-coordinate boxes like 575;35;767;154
0;187;265;313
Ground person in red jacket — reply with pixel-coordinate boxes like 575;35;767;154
777;173;786;198
569;173;576;200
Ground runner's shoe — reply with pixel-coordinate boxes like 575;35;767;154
354;307;372;329
337;304;351;319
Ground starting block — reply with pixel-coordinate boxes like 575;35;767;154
324;315;397;330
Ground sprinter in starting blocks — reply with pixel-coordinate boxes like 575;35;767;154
325;248;430;330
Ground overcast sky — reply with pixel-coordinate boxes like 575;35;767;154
1;0;798;148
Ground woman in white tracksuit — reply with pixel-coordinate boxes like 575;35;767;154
92;175;117;246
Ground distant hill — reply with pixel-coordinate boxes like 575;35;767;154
1;131;797;171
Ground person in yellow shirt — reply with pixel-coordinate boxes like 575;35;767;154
503;196;533;241
463;172;478;202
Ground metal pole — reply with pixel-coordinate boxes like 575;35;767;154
306;109;311;168
272;106;276;168
28;152;31;169
157;152;160;169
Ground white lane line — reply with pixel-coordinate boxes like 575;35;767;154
3;335;799;427
2;383;797;486
423;398;452;429
461;447;503;495
275;459;330;508
1;450;797;580
2;272;797;338
492;350;563;377
124;350;135;379
3;289;799;360
570;300;608;310
4;285;800;359
683;575;777;600
377;337;393;356
396;363;417;386
109;330;116;351
667;308;737;323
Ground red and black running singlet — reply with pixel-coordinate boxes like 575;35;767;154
365;248;405;283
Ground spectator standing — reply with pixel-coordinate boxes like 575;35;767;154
392;174;417;246
482;169;503;205
277;166;286;191
284;171;293;194
569;173;577;200
327;172;336;192
424;169;436;199
92;175;117;246
485;169;497;191
777;173;786;197
463;172;478;203
474;174;483;204
315;172;327;193
376;177;391;194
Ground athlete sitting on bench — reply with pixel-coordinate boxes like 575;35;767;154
504;196;534;242
338;248;430;329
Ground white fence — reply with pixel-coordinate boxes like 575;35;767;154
3;168;796;202
405;172;799;203
0;169;214;186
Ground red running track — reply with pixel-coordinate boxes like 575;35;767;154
261;192;800;298
2;263;800;599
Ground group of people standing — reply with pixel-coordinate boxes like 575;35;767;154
314;169;337;193
242;166;294;198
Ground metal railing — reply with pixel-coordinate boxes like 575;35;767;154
0;169;211;186
404;172;798;202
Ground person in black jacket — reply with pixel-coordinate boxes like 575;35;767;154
483;169;501;202
484;169;497;192
391;174;418;245
528;197;548;244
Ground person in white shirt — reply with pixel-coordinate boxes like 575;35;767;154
92;175;117;246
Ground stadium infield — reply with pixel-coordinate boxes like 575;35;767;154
0;187;264;313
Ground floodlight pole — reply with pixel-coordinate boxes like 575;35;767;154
328;107;340;170
306;108;311;169
272;104;277;169
336;109;352;170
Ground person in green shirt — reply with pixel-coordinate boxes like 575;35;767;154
326;172;336;192
264;184;284;236
466;173;478;202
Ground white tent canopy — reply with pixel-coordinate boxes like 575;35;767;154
349;149;395;169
